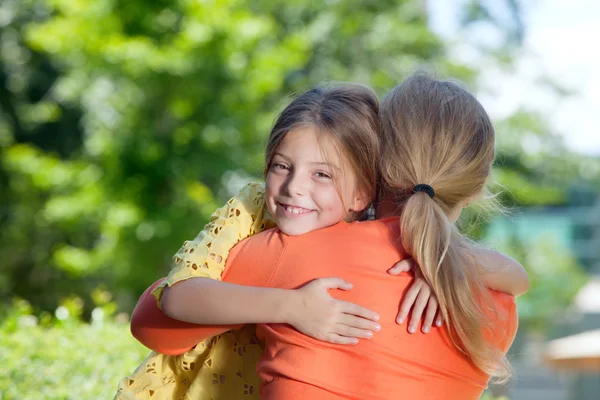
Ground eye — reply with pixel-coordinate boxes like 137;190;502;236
271;162;289;171
315;171;332;179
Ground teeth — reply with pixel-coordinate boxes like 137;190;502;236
283;205;308;214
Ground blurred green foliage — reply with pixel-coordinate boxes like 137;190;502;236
493;108;600;208
1;0;598;398
1;0;465;315
494;236;588;332
0;300;507;399
0;0;598;353
0;299;147;399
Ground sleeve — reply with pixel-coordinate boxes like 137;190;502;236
131;278;244;355
498;293;519;353
485;291;519;354
131;231;287;355
152;182;276;303
221;227;286;285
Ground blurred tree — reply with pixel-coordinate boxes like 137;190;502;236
0;0;597;320
430;0;598;341
0;0;460;314
501;235;588;333
462;0;524;48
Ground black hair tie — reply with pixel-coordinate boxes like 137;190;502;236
413;184;435;199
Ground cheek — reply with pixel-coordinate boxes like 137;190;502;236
340;175;362;211
316;186;346;214
265;174;279;209
265;172;282;192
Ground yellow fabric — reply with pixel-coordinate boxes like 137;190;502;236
115;182;276;400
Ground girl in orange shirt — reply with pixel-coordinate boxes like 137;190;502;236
130;73;528;399
117;83;446;400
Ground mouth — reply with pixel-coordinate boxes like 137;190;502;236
277;202;315;216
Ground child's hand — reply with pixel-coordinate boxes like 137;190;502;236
288;278;381;345
388;259;443;334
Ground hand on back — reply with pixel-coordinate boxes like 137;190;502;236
288;260;442;346
288;278;381;345
389;258;443;334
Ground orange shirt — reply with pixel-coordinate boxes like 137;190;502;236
132;218;518;400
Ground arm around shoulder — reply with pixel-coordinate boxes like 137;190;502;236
161;277;297;325
131;279;236;355
475;248;530;297
160;229;297;326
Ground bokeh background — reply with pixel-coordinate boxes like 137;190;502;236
1;0;599;399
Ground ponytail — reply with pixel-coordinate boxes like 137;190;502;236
379;72;511;380
400;191;509;379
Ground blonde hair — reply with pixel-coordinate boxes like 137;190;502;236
379;72;510;379
265;84;380;219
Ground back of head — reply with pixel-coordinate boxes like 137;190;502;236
379;72;509;379
379;72;494;208
265;84;381;218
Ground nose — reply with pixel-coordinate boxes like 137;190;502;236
284;171;310;197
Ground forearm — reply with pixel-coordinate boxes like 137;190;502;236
131;279;235;355
161;277;296;325
475;247;529;297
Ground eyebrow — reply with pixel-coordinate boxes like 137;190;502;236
273;152;341;171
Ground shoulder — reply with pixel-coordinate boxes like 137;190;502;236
487;290;517;316
224;227;287;285
286;219;404;257
237;182;266;203
229;227;287;262
485;290;518;352
221;182;266;216
488;290;517;318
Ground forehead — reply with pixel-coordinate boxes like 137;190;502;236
276;126;340;161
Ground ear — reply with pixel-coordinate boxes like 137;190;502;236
348;190;370;212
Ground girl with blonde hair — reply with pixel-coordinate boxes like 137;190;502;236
117;82;444;399
121;73;528;399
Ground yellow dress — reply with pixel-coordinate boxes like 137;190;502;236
115;183;276;400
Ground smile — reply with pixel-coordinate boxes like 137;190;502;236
278;203;314;216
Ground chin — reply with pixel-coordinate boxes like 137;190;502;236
277;223;314;236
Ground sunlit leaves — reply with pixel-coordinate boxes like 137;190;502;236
2;0;594;329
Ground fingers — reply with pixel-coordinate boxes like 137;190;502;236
408;284;431;334
325;334;359;345
333;325;375;340
317;277;353;291
339;314;381;333
436;313;444;327
388;258;416;275
396;280;422;324
340;301;379;322
326;319;380;344
421;296;438;333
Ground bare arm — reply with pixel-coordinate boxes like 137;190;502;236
160;229;380;345
161;230;296;326
474;247;529;297
161;275;380;345
131;278;238;354
161;278;295;325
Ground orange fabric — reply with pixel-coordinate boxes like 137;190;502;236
132;218;518;400
131;279;243;355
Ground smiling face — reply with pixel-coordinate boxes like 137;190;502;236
265;126;365;236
